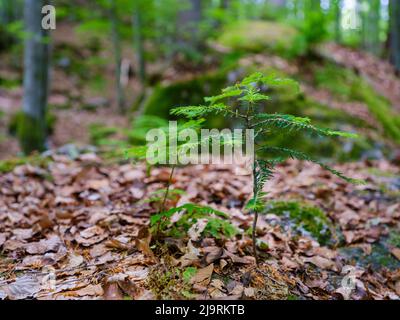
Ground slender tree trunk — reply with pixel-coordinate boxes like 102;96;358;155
109;0;125;113
220;0;229;10
178;0;202;50
20;0;49;154
367;0;381;56
334;0;342;43
390;0;400;72
132;2;146;85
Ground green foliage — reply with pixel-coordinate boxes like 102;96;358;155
129;115;168;144
89;123;120;146
0;155;51;174
9;111;56;137
182;267;197;283
11;111;56;155
264;201;332;245
142;70;229;124
388;232;400;248
150;203;238;240
142;188;185;210
217;20;300;57
315;64;400;143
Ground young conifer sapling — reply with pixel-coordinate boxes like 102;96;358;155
172;72;363;264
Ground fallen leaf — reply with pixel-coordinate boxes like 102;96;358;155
188;219;208;241
24;236;64;255
0;233;6;247
72;284;104;297
203;246;223;264
244;287;255;297
391;248;400;261
1;275;41;300
303;256;337;271
103;282;124;300
191;264;214;285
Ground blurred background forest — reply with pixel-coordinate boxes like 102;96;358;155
0;0;400;165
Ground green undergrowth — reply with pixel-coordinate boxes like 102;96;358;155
264;200;333;245
9;111;57;137
217;20;301;58
146;248;194;299
0;154;52;174
314;63;400;143
141;69;230;128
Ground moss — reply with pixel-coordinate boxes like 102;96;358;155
265;201;332;245
146;249;193;300
340;243;400;271
16;114;47;154
0;155;52;174
0;76;21;89
217;20;300;57
314;63;400;143
388;232;400;248
9;111;56;137
142;70;230;128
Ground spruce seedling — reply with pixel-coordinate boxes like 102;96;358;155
172;72;363;264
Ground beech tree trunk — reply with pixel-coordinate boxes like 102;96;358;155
390;0;400;72
334;0;342;43
20;0;50;154
133;1;146;85
109;0;125;113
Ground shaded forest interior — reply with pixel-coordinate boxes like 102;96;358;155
0;0;400;300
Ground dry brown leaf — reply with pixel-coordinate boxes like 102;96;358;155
191;264;214;285
391;248;400;261
0;233;6;247
24;236;64;255
303;256;337;271
103;282;124;300
72;284;104;297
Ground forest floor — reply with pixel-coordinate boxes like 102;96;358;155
0;149;399;300
1;22;400;299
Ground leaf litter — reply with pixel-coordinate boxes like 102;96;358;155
0;148;399;300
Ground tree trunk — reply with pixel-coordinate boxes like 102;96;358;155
178;0;202;49
132;2;146;85
390;0;400;72
109;0;125;113
20;0;49;154
334;0;342;43
366;0;381;56
220;0;229;10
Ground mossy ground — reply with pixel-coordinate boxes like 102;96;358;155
141;69;230;128
0;154;52;173
264;200;333;245
313;63;400;143
217;20;300;57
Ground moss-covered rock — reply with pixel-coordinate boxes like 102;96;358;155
264;201;333;245
216;20;300;56
141;70;230;128
314;63;400;144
